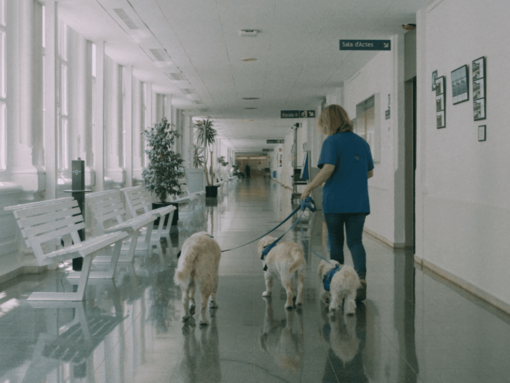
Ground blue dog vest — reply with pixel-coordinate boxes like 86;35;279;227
323;265;341;291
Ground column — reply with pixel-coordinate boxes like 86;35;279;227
124;65;133;187
93;41;105;191
9;0;46;198
43;0;58;199
104;58;124;185
132;78;143;182
145;82;153;168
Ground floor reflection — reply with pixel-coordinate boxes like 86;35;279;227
320;303;368;382
259;297;304;371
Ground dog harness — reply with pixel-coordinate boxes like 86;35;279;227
323;265;341;291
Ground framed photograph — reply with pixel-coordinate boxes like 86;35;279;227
451;65;469;104
436;94;444;112
435;76;446;129
473;57;485;80
472;56;486;121
478;125;486;141
474;98;486;120
436;111;445;129
473;78;485;99
432;70;438;91
435;76;444;96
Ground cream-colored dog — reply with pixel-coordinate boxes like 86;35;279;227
318;260;361;315
174;232;221;326
257;236;305;309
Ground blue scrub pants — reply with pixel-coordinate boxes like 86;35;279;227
324;213;367;279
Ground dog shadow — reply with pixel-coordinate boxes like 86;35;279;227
178;315;221;383
259;297;304;371
319;301;368;381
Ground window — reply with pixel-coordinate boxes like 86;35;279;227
0;0;6;170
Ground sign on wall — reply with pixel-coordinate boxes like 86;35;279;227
280;110;315;118
339;40;391;51
267;139;284;144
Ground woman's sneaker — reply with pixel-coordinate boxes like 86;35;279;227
356;279;367;301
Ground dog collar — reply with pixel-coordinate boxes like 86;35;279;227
323;265;341;291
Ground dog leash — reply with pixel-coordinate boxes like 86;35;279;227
221;197;317;253
298;208;334;265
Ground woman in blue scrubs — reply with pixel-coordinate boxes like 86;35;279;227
301;104;374;301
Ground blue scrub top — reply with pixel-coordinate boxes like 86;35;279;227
318;131;374;214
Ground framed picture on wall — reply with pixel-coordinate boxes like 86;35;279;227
451;65;469;104
432;70;438;91
472;56;486;121
435;76;446;129
478;125;486;141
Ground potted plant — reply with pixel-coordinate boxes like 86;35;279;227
194;118;218;197
142;117;185;225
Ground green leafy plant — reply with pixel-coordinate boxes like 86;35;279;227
142;117;185;202
193;145;205;169
194;118;217;186
217;156;228;167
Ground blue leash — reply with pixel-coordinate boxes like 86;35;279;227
222;197;317;253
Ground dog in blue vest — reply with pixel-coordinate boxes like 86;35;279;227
258;236;305;309
318;260;361;315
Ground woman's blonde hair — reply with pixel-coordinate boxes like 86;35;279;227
317;104;353;136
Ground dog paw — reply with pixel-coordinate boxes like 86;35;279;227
209;300;218;309
284;303;293;310
262;291;271;297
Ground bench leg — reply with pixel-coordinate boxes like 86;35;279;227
27;255;93;301
161;211;174;238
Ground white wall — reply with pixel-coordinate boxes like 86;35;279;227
415;0;510;308
341;35;405;246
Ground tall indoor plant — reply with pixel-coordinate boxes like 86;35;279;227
142;117;184;225
194;118;218;196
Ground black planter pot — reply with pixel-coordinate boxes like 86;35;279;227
205;185;219;198
152;202;179;226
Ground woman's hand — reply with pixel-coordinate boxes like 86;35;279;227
300;188;311;200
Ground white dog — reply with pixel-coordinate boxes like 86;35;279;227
257;236;305;309
174;232;221;326
318;260;361;315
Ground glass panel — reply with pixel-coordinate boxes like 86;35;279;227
0;0;5;27
0;30;5;99
91;43;96;77
59;21;67;61
61;64;67;115
62;119;68;169
0;102;6;170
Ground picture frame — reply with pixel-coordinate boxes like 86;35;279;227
435;76;446;129
432;70;438;91
474;98;485;120
472;56;486;121
451;65;469;104
478;125;486;141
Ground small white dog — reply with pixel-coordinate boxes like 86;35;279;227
318;260;361;315
174;232;221;326
257;236;305;309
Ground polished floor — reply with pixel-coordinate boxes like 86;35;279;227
1;178;510;383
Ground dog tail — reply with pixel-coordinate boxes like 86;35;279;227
174;245;199;283
288;246;305;274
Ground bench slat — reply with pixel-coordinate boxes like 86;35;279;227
13;199;78;219
21;214;84;239
18;206;81;227
29;222;86;247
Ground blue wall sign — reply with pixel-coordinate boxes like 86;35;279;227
339;40;391;51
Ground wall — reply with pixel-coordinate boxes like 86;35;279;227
415;0;510;309
341;35;406;246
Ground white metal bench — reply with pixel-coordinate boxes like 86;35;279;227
121;186;176;240
86;189;157;262
5;198;128;301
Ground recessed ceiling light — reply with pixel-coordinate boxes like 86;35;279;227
239;29;258;37
242;97;260;100
245;107;258;110
241;58;257;62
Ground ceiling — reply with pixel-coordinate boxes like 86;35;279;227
59;0;434;151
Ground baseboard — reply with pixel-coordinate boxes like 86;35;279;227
421;258;510;316
363;227;405;248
